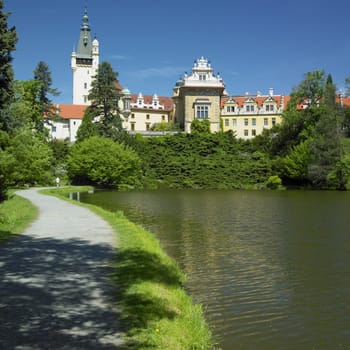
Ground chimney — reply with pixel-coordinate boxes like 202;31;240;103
269;87;274;96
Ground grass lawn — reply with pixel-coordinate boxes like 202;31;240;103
42;187;216;349
0;190;38;242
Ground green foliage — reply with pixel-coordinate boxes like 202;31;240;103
33;61;59;133
88;61;123;140
276;141;312;184
134;132;273;190
190;118;211;134
0;1;17;116
3;80;43;132
33;61;59;109
76;106;98;142
48;138;70;179
294;70;326;107
67;136;142;189
266;175;283;190
2;129;54;186
151;121;179;132
265;70;348;189
0;192;38;241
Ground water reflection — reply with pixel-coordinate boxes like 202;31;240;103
81;190;350;349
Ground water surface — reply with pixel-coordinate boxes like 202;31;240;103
81;189;350;349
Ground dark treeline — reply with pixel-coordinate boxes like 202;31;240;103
131;131;274;190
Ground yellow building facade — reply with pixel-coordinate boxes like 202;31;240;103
172;58;287;138
173;57;226;133
126;93;173;133
221;91;285;139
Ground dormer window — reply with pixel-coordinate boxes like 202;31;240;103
246;105;255;112
199;74;206;81
265;104;274;112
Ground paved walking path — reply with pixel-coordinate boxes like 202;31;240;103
0;188;124;349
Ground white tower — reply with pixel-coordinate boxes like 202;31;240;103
71;7;99;105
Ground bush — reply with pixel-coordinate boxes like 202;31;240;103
67;136;142;189
266;175;283;190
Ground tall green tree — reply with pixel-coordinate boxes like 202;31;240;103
268;71;347;189
75;106;98;142
4;80;43;132
307;74;346;188
33;61;59;132
0;0;17;130
88;61;123;139
0;0;17;200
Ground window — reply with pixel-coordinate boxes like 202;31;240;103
264;118;268;126
252;129;256;136
73;121;76;126
244;118;248;126
252;118;256;126
272;117;276;126
196;105;209;119
232;119;237;127
246;105;255;112
131;113;135;119
244;129;248;136
266;104;274;112
146;123;150;131
225;119;229;127
146;114;150;120
84;82;87;89
51;126;56;133
162;115;165;121
226;106;235;113
199;74;206;81
84;96;87;103
131;123;135;131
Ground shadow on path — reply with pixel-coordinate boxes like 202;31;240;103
0;234;123;350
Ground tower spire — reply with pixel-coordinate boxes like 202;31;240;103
76;6;92;57
81;6;90;31
71;6;99;105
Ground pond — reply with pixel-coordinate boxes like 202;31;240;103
80;189;350;349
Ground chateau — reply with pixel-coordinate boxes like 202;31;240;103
46;8;350;142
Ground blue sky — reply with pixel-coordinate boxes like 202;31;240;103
5;0;350;103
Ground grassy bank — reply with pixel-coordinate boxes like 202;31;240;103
0;190;38;242
42;187;216;350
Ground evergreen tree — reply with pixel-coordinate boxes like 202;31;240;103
88;61;123;139
33;61;59;132
4;80;43;132
76;106;98;142
0;0;17;201
308;74;346;188
0;0;17;130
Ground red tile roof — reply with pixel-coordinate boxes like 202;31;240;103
130;94;173;111
55;104;87;119
221;95;285;109
341;96;350;107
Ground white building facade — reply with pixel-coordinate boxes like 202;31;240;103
71;7;99;105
